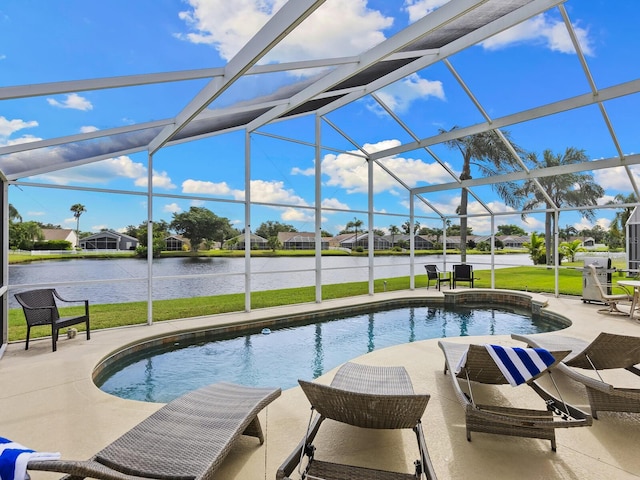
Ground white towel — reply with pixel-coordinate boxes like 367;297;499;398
485;344;555;386
0;437;60;480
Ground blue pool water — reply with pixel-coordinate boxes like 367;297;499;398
97;304;562;403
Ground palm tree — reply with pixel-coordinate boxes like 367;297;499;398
70;203;87;248
401;220;420;235
608;193;637;246
524;232;546;265
442;128;523;262
517;148;604;264
389;224;400;248
559;239;584;263
9;203;22;223
351;217;363;248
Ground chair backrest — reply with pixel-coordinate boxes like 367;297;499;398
453;264;472;280
14;289;60;326
298;379;430;429
586;264;609;299
456;344;569;385
565;332;640;370
425;264;438;279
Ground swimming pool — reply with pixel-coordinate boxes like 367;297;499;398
96;301;565;403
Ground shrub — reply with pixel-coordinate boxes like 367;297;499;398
32;240;72;250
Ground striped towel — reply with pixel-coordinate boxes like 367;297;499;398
0;437;60;480
485;344;555;386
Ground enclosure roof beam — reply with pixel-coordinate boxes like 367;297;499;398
412;153;640;195
372;78;640;161
147;0;326;155
245;0;493;133
316;0;564;117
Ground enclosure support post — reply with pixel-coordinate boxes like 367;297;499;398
245;130;252;312
554;210;560;297
368;154;374;295
146;152;154;325
315;115;322;303
410;194;415;290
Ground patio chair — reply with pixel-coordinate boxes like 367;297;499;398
27;382;281;480
438;341;592;451
452;264;474;288
512;332;640;419
277;361;437;480
586;264;633;315
14;288;90;352
425;264;450;290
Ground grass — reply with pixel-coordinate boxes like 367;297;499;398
8;260;631;343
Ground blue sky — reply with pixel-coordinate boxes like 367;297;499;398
1;0;639;237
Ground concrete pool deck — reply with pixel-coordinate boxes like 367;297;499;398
1;289;639;480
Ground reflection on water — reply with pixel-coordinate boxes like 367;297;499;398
313;324;323;379
97;303;562;403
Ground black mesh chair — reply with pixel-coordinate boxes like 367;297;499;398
452;264;475;288
14;288;90;352
425;264;450;290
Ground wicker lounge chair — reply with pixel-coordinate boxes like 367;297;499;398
277;361;437;480
438;341;592;451
512;332;640;419
14;288;90;352
27;382;281;480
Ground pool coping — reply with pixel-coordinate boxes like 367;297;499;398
92;289;568;387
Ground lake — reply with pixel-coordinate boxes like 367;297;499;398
8;253;535;307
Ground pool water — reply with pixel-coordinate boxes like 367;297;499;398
97;304;560;402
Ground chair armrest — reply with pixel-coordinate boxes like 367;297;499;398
52;291;90;314
276;415;323;480
610;284;633;296
415;421;438;480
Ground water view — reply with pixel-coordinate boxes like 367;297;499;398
9;254;536;307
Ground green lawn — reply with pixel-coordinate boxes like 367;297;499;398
8;262;632;343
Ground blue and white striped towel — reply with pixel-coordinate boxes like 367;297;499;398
0;437;60;480
485;344;555;386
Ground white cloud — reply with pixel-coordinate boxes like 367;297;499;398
177;0;393;63
568;215;612;233
27;211;45;217
248;179;309;204
0;116;38;137
182;178;308;206
0;134;42;146
47;93;93;111
91;225;109;232
481;14;594;56
38;155;176;189
403;0;450;23
321;197;350;210
80;125;99;133
163;203;182;213
280;207;314;222
321;139;455;194
594;166;638;191
370;73;445;114
291;165;315;176
135;170;177;189
182;179;233;195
